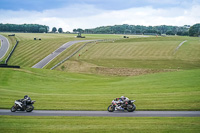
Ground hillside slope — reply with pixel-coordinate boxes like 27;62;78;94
56;36;200;75
0;68;199;110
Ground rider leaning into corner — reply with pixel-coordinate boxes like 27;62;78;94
21;95;31;109
115;96;129;110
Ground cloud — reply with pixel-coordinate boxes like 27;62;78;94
0;3;200;32
71;5;200;27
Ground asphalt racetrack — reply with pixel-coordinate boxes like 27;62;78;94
0;35;9;59
32;40;93;68
0;109;200;117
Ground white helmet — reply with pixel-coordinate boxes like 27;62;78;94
121;96;125;100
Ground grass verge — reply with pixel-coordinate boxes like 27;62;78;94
0;116;200;133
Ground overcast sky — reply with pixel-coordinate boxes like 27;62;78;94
0;0;200;32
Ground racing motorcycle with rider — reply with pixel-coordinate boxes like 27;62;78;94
107;96;136;112
11;95;36;112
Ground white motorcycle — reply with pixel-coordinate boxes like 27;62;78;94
107;98;136;112
11;99;36;112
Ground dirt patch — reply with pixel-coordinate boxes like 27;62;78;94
57;60;97;73
94;67;178;76
57;60;178;76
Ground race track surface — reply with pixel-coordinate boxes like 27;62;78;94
1;110;200;117
0;35;9;59
32;40;93;68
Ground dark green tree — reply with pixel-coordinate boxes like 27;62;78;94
39;27;46;33
58;28;63;33
52;27;57;33
73;29;77;33
189;23;200;37
0;23;49;33
166;30;175;35
77;28;84;33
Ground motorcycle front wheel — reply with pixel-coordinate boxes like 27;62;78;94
127;104;136;112
11;106;17;112
26;105;34;112
107;105;115;112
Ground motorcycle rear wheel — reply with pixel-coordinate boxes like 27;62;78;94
127;104;136;112
107;105;115;112
26;105;34;112
11;106;17;112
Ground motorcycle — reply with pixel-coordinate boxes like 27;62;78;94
107;98;136;112
11;99;36;112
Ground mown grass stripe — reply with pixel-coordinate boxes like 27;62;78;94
11;42;45;66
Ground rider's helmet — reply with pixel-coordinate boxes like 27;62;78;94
121;96;125;100
24;95;28;99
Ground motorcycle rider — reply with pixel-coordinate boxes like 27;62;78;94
115;96;129;110
21;95;31;109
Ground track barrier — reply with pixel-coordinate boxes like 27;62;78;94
5;40;19;64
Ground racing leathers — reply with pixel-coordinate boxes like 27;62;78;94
21;96;31;109
115;96;129;110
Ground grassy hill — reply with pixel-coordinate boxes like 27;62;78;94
0;33;125;67
0;33;200;132
1;33;199;73
0;67;199;110
4;33;90;67
56;36;200;75
0;33;199;111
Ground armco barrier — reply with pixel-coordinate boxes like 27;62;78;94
5;40;19;64
0;64;20;68
50;39;118;70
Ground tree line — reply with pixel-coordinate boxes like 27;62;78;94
74;23;200;37
189;23;200;37
51;27;63;33
0;23;49;33
0;23;65;33
1;23;199;37
74;24;192;36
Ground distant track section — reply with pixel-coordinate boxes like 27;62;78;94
50;41;96;70
32;40;93;68
50;39;118;70
0;35;10;60
0;110;200;117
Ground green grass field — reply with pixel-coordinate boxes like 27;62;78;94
0;33;200;132
0;67;199;110
5;33;90;67
0;33;124;67
55;36;200;75
0;116;200;133
0;33;199;110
